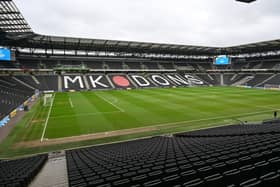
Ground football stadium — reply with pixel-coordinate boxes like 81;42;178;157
1;0;280;186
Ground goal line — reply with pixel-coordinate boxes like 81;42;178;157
40;93;56;142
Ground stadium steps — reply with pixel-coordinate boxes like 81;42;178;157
207;74;214;81
31;76;40;85
29;152;68;187
255;74;278;87
126;75;139;88
220;74;224;85
12;76;36;90
58;75;62;92
83;75;90;90
230;74;238;81
193;74;212;85
105;74;115;88
232;75;254;86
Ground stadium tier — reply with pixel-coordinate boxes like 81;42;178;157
1;0;280;186
0;154;48;187
4;56;280;71
0;76;34;119
1;123;279;186
66;123;280;187
1;70;280;119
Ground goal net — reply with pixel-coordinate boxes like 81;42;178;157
43;94;53;107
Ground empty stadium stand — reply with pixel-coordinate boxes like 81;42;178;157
258;74;280;87
2;1;280;186
0;154;48;187
0;76;34;119
3;66;280;122
66;123;280;187
246;74;274;87
194;73;220;85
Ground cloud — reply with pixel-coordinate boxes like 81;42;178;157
14;0;280;47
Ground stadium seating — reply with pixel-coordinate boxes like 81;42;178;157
0;154;48;187
246;74;274;87
258;74;280;87
2;55;280;125
223;73;237;85
34;75;58;91
194;73;220;85
0;77;34;119
66;123;280;187
0;61;18;69
176;124;280;137
2;54;280;72
231;62;245;69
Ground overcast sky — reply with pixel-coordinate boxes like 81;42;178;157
14;0;280;47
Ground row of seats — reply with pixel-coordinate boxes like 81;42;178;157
1;72;279;91
18;60;178;70
0;154;48;187
14;75;58;91
193;73;280;87
0;75;58;120
0;81;33;120
13;56;280;71
66;123;280;187
0;72;278;120
176;124;280;137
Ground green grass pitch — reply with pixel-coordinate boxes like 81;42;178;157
21;86;280;140
1;86;280;158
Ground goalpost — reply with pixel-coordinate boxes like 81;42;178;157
43;94;54;107
41;93;56;142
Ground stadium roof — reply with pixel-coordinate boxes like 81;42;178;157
0;0;280;56
227;39;280;54
0;0;32;33
4;34;222;56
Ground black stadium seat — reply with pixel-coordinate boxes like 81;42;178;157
0;154;48;187
65;123;280;186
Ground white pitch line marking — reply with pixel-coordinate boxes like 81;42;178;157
69;97;74;108
41;93;56;142
95;93;125;112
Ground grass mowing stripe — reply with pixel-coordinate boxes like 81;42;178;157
253;105;280;110
1;86;280;158
49;111;121;119
95;92;125;112
40;93;56;142
119;108;277;130
2;86;280;158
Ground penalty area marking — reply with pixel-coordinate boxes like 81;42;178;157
69;97;74;108
40;93;56;142
95;93;125;112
